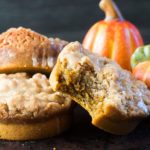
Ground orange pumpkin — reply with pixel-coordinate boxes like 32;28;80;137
133;61;150;88
82;0;144;71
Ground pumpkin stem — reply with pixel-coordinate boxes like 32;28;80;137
99;0;124;21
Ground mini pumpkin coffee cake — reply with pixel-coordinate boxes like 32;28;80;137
50;41;150;135
0;27;72;140
0;73;72;140
0;27;68;74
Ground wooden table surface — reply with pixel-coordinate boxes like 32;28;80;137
0;106;149;150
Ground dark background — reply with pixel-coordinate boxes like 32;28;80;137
0;0;150;150
0;0;150;43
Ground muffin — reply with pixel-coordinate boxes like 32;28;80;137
0;27;72;140
50;41;150;135
0;27;68;74
0;73;72;140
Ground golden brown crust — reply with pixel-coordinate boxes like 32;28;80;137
92;104;140;135
92;113;139;135
0;27;68;74
0;112;72;140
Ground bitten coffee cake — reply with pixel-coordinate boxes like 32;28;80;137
50;41;150;135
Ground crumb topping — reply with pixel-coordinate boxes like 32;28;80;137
0;73;71;121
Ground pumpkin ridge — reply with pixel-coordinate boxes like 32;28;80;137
112;23;131;70
83;24;93;50
111;23;123;60
99;22;114;57
127;25;137;54
84;23;100;51
122;23;133;69
127;22;143;47
90;22;104;52
92;22;108;55
109;21;117;58
110;22;118;60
